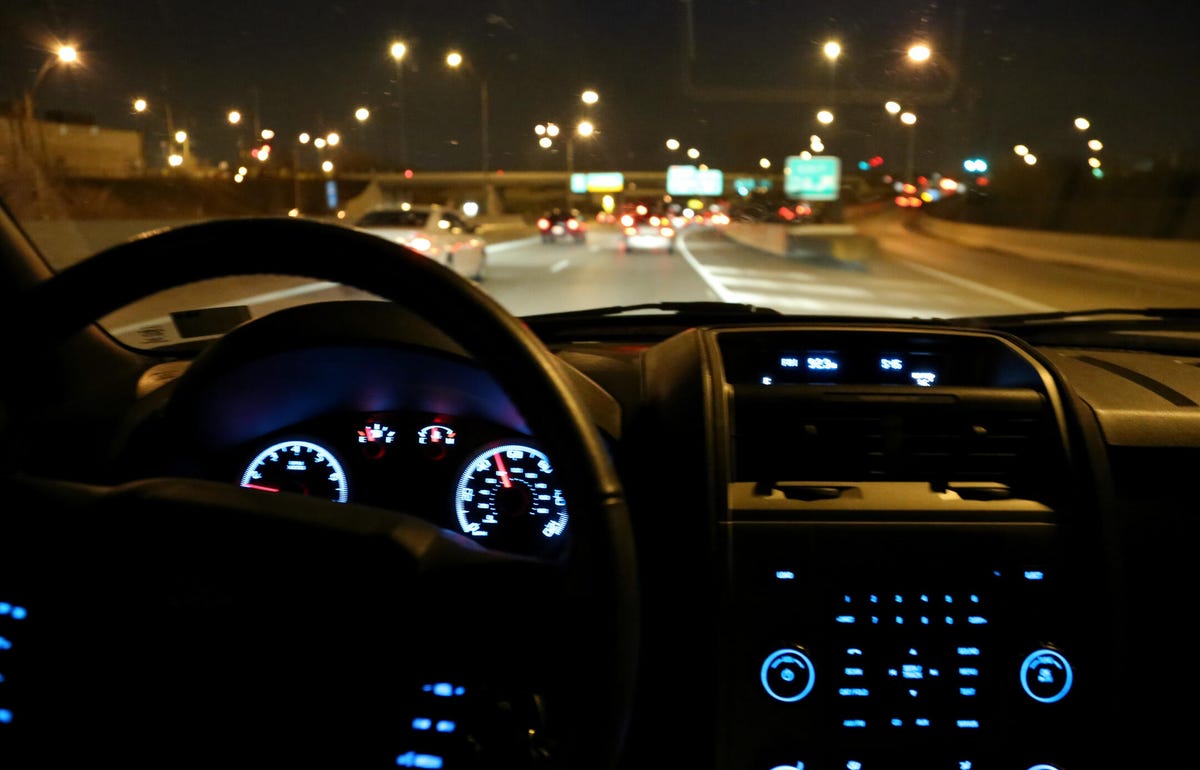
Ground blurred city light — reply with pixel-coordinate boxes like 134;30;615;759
1013;144;1029;156
234;174;244;183
576;120;595;137
227;110;242;125
298;132;310;144
535;124;546;136
446;51;463;68
546;123;560;137
538;136;552;149
885;101;902;115
321;160;333;173
817;109;835;124
390;41;407;61
167;153;183;167
1074;117;1090;131
56;45;78;63
687;147;700;159
900;112;917;125
260;129;275;140
1088;139;1103;151
355;107;370;122
823;41;842;60
314;137;327;149
1024;154;1038;165
173;130;187;144
666;138;680;151
1088;157;1102;168
462;201;479;217
237;166;248;175
800;150;813;160
581;89;599;105
132;98;148;113
907;44;932;62
759;157;771;169
326;132;340;146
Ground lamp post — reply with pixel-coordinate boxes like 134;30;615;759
900;111;918;181
445;50;489;175
24;44;82;167
390;41;408;166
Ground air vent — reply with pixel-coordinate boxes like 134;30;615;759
731;391;1058;501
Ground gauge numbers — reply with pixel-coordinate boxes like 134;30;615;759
240;439;349;503
455;443;568;553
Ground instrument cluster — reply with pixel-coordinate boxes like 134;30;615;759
233;410;569;559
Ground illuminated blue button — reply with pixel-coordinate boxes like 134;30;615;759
967;616;988;625
844;667;864;676
761;648;816;702
970;594;980;603
895;616;904;624
945;616;954;625
902;665;923;680
1024;570;1045;581
842;719;866;728
435;720;456;733
395;752;444;768
957;719;980;729
836;615;856;624
960;762;973;769
846;648;863;656
915;718;930;727
959;668;979;677
432;683;453;697
412;718;432;731
957;647;981;656
847;762;863;770
1020;649;1074;704
908;648;918;656
0;638;10;651
891;718;902;727
945;595;953;603
920;594;929;603
960;687;977;696
0;603;9;615
776;570;795;580
10;608;24;621
838;688;869;697
871;616;879;625
869;595;878;604
920;616;930;625
0;709;11;724
894;594;903;604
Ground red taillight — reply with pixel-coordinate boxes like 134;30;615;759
567;219;579;230
895;195;910;207
537;218;550;230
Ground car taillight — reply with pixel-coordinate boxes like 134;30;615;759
567;219;579;230
620;215;634;227
661;227;675;237
408;237;433;252
537;218;550;230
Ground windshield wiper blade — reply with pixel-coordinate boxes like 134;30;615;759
522;301;782;322
950;307;1200;327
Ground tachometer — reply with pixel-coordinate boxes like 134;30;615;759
455;442;568;553
240;439;349;503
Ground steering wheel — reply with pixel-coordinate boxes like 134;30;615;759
1;218;638;768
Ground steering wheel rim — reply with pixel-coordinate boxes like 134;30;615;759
3;217;639;768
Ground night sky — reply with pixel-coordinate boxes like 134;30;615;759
3;0;1199;175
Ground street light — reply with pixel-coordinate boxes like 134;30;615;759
759;157;771;169
355;107;370;122
445;50;490;174
261;129;275;140
581;89;599;105
576;120;595;138
538;136;552;149
173;130;188;144
1024;154;1038;166
899;112;918;181
1087;139;1103;151
823;40;841;60
885;101;902;115
132;98;148;113
1074;117;1090;131
299;132;311;144
900;111;917;125
326;132;340;146
227;110;242;125
390;41;407;61
1014;144;1029;156
321;160;334;173
817;109;834;125
314;137;327;149
687;147;700;159
907;44;932;62
389;41;409;166
665;138;680;151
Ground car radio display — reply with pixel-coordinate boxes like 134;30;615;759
760;349;947;386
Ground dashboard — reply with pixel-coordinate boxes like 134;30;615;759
19;297;1198;768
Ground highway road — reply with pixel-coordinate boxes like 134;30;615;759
88;211;1200;348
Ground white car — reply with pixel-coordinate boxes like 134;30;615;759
354;205;487;281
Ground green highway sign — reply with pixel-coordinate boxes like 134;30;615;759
667;165;724;196
571;172;625;193
784;155;841;200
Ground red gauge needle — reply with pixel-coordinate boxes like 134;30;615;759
243;483;280;492
493;452;513;488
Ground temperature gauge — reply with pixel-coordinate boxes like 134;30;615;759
417;424;457;460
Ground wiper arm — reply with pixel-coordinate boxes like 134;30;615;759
522;301;781;322
950;307;1200;327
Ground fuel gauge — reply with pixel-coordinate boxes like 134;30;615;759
417;423;457;460
357;421;396;459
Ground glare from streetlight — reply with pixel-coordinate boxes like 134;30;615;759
1013;144;1029;156
1087;139;1103;151
132;98;148;113
817;109;834;124
1088;157;1102;168
174;130;188;144
1074;117;1090;131
260;129;275;140
167;153;183;167
576;120;595;138
546;123;560;138
759;157;771;169
534;124;546;136
665;138;680;151
885;101;902;115
823;41;841;61
446;51;463;68
800;150;813;160
390;41;407;62
581;89;599;105
237;166;248;175
314;137;327;149
227;110;242;125
57;45;79;64
1024;153;1038;166
234;174;244;183
326;132;340;146
900;111;917;126
321;160;334;173
538;137;553;149
355;107;370;122
908;44;932;62
687;147;700;159
298;132;310;144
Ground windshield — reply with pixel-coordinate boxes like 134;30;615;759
4;1;1199;346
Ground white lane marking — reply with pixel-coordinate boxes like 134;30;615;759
675;230;739;303
485;235;543;253
550;259;570;273
881;237;1056;312
107;280;342;337
718;276;873;298
707;265;817;282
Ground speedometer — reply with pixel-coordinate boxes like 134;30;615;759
455;442;568;553
240;439;349;503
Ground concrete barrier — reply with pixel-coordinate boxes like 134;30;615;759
918;214;1200;284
